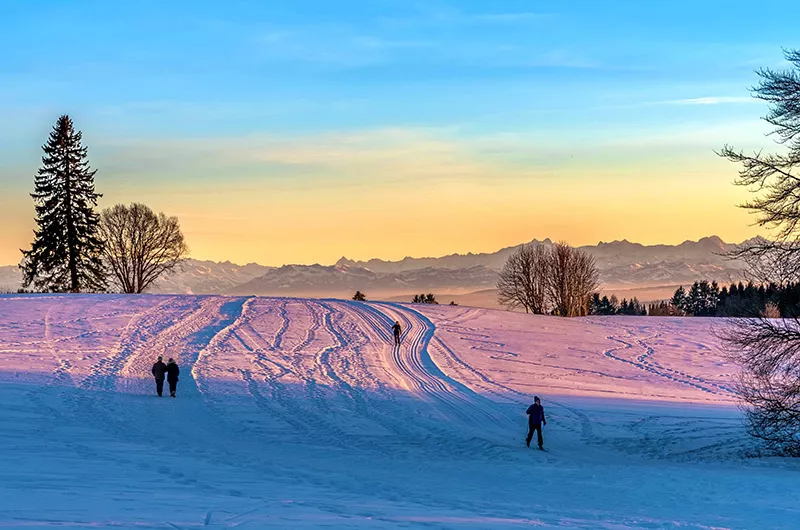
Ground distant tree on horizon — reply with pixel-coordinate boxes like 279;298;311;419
98;203;188;293
672;280;720;316
497;243;549;313
547;242;599;317
352;290;367;301
589;293;612;315
589;293;646;315
412;293;438;304
20;115;105;292
648;300;682;316
671;286;687;312
498;242;598;316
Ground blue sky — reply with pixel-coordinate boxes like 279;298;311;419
1;1;798;265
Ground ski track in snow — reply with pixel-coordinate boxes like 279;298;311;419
602;332;734;396
1;295;798;529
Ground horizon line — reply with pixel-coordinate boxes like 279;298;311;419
1;234;759;270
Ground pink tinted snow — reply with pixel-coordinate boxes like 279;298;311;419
0;295;738;405
419;305;738;404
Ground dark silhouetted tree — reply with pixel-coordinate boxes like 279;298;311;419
98;203;188;293
616;297;646;315
412;293;438;304
353;290;367;301
589;293;619;315
648;300;681;316
671;286;687;312
500;242;598;317
497;243;549;313
718;49;800;455
548;242;599;317
20;115;105;292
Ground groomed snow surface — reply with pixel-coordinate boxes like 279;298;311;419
0;295;797;529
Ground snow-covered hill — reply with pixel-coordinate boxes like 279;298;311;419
0;294;796;528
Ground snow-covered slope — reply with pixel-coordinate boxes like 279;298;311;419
0;295;796;528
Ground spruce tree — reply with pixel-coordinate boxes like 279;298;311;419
20;115;106;292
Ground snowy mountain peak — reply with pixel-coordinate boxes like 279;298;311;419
335;256;359;268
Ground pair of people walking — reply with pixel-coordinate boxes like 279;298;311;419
151;356;180;398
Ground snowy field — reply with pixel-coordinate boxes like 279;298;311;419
0;294;797;529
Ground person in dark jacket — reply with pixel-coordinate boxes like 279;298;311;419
166;358;180;398
392;321;402;346
151;356;167;397
526;396;547;450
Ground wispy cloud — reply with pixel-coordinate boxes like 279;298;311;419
95;128;499;188
379;6;555;27
350;36;434;50
661;96;756;106
446;11;554;24
243;8;590;72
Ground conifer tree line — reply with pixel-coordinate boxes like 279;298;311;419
647;300;683;316
588;294;647;316
663;280;800;318
19;115;188;294
412;293;438;304
586;280;800;318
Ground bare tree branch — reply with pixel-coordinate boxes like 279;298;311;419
719;48;800;455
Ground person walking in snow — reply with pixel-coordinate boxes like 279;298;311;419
166;358;180;398
392;321;402;346
151;356;168;397
526;396;547;450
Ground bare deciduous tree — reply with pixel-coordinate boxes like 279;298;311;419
548;242;599;317
497;243;549;313
718;318;800;455
99;203;188;293
497;242;598;316
718;49;800;455
730;239;800;287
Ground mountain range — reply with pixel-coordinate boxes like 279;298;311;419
0;260;272;295
1;236;750;305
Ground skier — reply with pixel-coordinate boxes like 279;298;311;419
151;356;168;397
166;358;180;398
392;321;402;346
526;396;547;450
